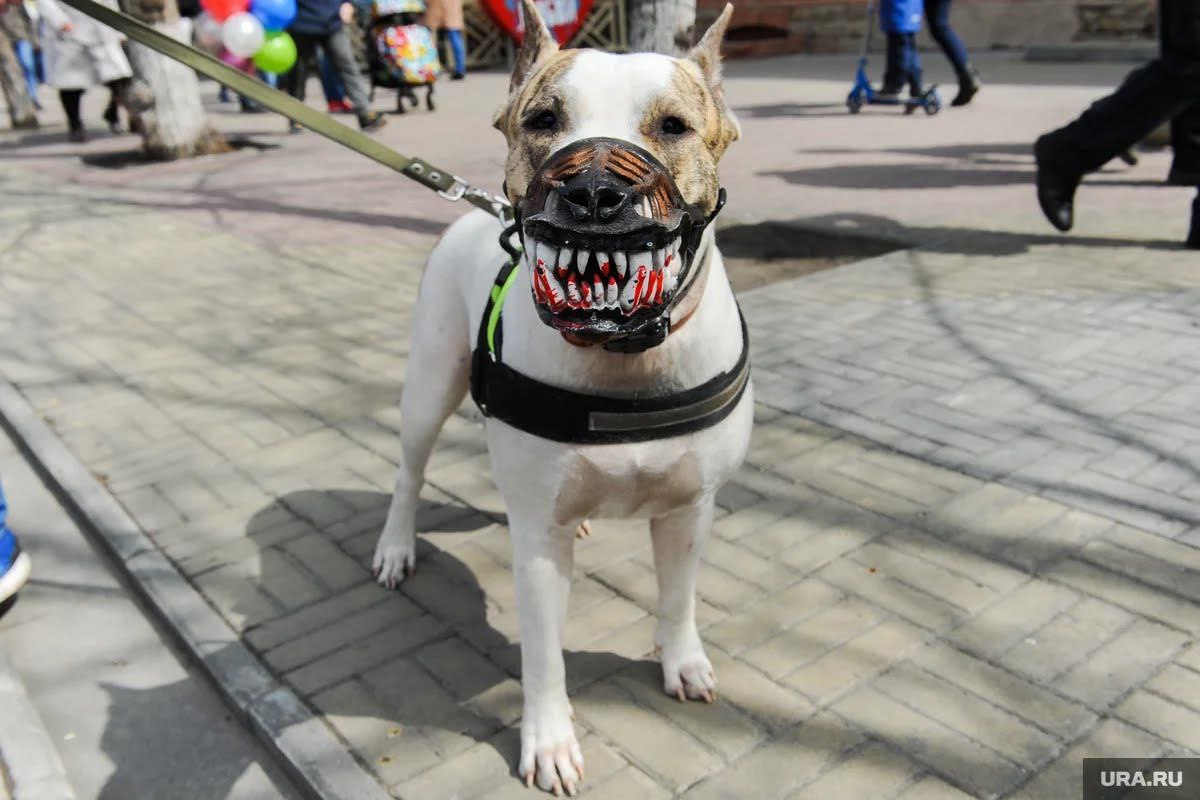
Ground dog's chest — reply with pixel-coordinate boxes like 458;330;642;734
553;448;702;522
548;396;752;523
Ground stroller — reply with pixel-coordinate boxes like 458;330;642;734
846;0;941;115
367;0;440;113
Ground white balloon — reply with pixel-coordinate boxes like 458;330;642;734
221;12;265;58
194;12;224;55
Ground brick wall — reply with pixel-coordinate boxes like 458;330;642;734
698;0;1156;58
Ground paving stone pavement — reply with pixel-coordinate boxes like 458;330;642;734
2;54;1199;798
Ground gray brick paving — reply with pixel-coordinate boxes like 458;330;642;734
3;55;1200;798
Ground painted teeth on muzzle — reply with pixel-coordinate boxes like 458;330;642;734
524;235;684;315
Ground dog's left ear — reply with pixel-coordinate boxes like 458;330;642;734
687;3;740;152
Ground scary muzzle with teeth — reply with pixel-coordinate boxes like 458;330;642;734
518;137;710;342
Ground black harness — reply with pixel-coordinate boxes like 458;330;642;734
469;257;751;445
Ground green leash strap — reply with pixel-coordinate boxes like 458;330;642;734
57;0;512;220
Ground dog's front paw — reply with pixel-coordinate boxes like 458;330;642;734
657;623;717;703
372;526;416;590
519;697;584;795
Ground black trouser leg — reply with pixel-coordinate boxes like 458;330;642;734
103;77;130;127
1041;59;1200;177
59;88;83;131
286;32;318;102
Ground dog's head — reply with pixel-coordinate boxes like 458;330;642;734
494;1;740;345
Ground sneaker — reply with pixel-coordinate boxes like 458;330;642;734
0;485;30;608
359;112;387;132
288;121;303;134
326;99;354;114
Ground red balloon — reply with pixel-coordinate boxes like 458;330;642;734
201;0;250;23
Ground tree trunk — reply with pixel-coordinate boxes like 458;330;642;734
627;0;695;55
0;24;38;128
121;0;228;159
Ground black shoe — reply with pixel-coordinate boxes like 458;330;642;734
359;111;387;132
451;72;465;80
103;104;122;134
951;65;980;107
68;127;88;143
1034;135;1080;233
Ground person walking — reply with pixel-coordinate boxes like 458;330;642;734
878;0;924;100
36;0;132;141
425;0;463;79
923;0;979;106
1034;0;1200;248
285;0;385;131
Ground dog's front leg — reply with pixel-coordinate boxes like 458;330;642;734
652;497;717;703
511;517;584;795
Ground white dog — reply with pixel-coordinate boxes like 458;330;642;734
374;3;751;792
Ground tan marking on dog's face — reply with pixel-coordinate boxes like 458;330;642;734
494;50;581;203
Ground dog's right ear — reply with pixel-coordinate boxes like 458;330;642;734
513;0;558;93
494;0;559;130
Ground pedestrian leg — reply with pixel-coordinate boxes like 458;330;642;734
446;28;465;78
60;88;84;140
924;0;979;105
103;77;130;133
14;39;40;108
285;32;317;131
323;27;383;130
881;32;903;94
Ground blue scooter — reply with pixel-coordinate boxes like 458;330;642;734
846;0;941;115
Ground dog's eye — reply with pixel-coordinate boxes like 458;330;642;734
525;110;559;131
660;116;689;135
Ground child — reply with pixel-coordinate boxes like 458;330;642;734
0;481;30;611
879;0;924;99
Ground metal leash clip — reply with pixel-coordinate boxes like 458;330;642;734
437;176;513;224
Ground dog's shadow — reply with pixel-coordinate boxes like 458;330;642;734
240;490;660;790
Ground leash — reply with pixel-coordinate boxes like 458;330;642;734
56;0;512;223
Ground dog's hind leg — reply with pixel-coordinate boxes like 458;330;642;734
651;497;717;703
374;273;470;589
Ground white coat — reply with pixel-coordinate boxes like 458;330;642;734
37;0;132;89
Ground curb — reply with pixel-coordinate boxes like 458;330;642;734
0;380;392;800
0;651;75;800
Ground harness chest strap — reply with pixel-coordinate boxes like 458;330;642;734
469;259;751;445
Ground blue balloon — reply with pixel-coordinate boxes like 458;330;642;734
250;0;296;31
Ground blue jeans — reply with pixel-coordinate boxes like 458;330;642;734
439;28;465;76
924;0;969;75
883;32;922;94
13;39;39;102
318;52;346;102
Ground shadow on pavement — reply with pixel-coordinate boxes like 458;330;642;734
239;490;660;789
778;211;1183;255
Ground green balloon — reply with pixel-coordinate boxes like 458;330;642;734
252;31;296;74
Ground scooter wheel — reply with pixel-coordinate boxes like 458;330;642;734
846;94;863;114
923;97;941;115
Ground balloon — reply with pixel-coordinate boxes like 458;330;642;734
249;0;296;32
200;0;249;22
221;12;265;58
194;12;224;55
218;48;251;71
252;31;297;74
